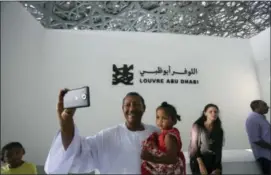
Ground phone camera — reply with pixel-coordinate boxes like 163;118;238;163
81;94;86;100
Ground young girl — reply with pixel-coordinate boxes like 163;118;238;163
141;102;186;175
1;142;37;174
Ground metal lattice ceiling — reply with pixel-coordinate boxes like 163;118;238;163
21;1;270;39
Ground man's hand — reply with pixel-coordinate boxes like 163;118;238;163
57;89;76;150
57;89;76;122
254;140;271;150
149;141;158;149
141;149;154;162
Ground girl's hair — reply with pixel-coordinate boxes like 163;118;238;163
1;142;25;162
157;101;181;122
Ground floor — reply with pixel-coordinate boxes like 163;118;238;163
37;149;262;174
37;161;261;174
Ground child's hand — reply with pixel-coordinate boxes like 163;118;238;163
141;149;153;161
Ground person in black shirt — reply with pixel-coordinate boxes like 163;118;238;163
188;104;224;175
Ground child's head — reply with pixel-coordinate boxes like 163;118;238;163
1;142;25;166
156;102;181;130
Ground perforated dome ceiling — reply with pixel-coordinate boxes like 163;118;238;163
22;1;270;39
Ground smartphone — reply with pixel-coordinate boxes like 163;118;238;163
63;86;90;109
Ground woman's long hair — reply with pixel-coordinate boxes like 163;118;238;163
194;104;224;142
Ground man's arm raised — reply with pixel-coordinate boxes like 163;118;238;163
44;89;100;174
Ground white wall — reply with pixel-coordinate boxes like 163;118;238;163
41;29;260;152
1;2;45;164
249;28;270;120
1;1;262;166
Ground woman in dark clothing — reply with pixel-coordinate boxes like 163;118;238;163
188;104;224;175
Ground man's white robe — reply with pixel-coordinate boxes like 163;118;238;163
44;123;158;174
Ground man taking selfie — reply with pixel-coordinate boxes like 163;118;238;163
44;89;158;174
